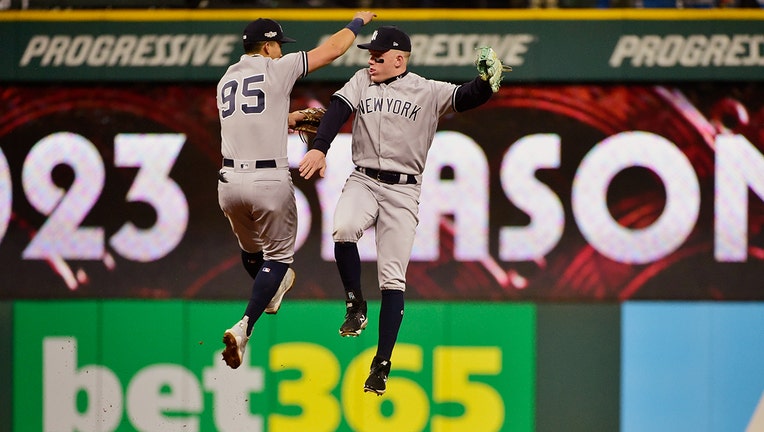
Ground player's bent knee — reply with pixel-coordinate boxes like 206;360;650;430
332;226;364;242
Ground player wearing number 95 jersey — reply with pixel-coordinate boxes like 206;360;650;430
217;12;376;370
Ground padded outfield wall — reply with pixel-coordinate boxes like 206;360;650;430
1;8;764;432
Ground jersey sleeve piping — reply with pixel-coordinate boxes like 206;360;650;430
333;93;355;112
300;51;308;78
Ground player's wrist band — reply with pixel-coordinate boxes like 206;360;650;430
345;18;364;35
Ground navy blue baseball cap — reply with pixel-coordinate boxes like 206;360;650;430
243;18;296;45
358;26;411;52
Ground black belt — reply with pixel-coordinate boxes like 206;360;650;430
223;158;277;169
356;166;417;185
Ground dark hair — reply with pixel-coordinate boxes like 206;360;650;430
243;40;268;54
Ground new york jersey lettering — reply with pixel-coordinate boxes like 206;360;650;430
358;97;421;121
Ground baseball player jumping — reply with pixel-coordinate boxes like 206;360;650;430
299;26;505;394
218;12;376;370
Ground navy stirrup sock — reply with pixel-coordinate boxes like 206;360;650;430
241;250;264;280
376;290;404;361
244;261;289;334
334;242;364;304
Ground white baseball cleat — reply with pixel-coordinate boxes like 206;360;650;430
222;316;249;369
265;268;296;314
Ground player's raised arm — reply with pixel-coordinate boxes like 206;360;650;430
306;11;376;73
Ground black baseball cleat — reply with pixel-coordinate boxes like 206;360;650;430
339;300;368;337
363;356;391;395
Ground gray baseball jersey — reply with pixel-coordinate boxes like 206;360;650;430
334;69;458;175
216;52;307;263
218;53;307;160
332;70;459;291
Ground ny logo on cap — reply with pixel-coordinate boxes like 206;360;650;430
370;30;378;40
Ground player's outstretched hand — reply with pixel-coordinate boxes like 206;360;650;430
299;149;327;180
353;11;377;25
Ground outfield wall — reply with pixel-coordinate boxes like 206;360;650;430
1;9;763;432
5;300;764;431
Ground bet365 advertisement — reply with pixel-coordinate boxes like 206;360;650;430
10;300;764;432
1;82;763;301
13;301;536;432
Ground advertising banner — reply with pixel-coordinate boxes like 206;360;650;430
1;82;763;301
621;302;764;432
12;300;535;432
12;300;762;431
1;9;763;83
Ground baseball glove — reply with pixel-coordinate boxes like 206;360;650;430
293;107;326;144
475;46;511;93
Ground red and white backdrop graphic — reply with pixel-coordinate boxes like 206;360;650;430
1;83;762;301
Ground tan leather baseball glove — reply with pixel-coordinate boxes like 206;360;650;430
293;107;326;144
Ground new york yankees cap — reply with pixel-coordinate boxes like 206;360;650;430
357;26;411;52
243;18;296;45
